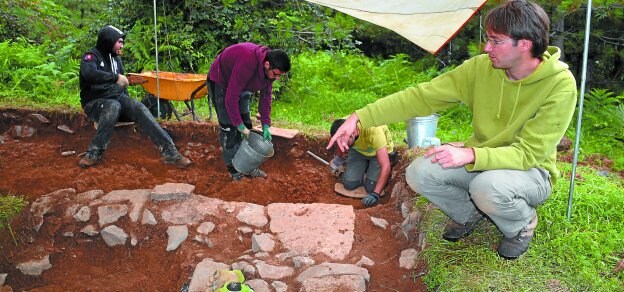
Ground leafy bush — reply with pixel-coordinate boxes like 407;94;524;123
0;39;80;106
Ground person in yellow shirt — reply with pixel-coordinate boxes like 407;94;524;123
330;119;395;207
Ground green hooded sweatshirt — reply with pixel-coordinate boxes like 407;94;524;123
355;46;577;184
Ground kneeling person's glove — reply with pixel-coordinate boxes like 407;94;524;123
237;124;250;139
329;155;346;177
262;124;272;141
362;192;380;207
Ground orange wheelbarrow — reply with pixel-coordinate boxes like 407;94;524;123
128;71;211;121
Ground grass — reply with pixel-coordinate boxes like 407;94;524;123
0;194;28;246
417;163;624;290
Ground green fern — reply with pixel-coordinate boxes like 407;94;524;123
0;194;28;246
579;89;624;139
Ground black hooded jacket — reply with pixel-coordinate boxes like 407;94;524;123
79;25;127;106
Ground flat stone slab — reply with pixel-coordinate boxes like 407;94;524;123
150;183;194;201
268;203;355;260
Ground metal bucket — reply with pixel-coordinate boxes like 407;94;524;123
406;114;440;148
232;132;274;174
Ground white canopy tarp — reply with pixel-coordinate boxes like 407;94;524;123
305;0;487;54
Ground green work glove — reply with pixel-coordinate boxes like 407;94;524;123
262;124;272;141
237;124;250;139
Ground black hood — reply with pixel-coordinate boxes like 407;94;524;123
96;25;125;56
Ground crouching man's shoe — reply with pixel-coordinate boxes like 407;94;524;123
164;154;192;169
442;213;484;242
497;214;538;260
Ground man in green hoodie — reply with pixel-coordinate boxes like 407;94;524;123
327;0;577;259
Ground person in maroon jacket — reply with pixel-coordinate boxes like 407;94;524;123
208;43;290;181
78;25;191;169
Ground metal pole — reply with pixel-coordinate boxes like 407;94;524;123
567;0;592;221
153;0;161;118
306;151;329;165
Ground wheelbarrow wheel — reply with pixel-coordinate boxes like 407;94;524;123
141;94;173;120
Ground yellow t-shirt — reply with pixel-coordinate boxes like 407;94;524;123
352;124;394;157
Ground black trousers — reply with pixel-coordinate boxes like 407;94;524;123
83;94;177;158
207;80;252;172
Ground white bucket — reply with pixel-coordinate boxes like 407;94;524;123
406;114;440;148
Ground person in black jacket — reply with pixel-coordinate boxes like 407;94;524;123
78;25;191;168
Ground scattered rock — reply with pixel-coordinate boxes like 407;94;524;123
75;190;104;201
28;113;50;124
8;125;36;138
236;203;268;227
16;255;52;276
97;204;128;227
246;279;270;292
557;136;572;152
188;259;230;292
160;195;222;225
166;225;188;251
238;226;253;235
252;233;276;252
292;256;316;269
255;261;295;280
197;222;215;234
399;248;418;270
56;125;74;134
142;209;157;225
401;201;411;218
101;189;150;222
399;209;423;241
271;281;288;292
80;225;99;236
73;206;91;222
355;256;375;267
101;225;128;247
150;183;195;201
370;216;389;229
296;262;370;283
300;274;366;292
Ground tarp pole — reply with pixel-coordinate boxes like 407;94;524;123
153;0;161;117
567;0;592;221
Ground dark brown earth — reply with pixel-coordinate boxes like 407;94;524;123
0;107;427;291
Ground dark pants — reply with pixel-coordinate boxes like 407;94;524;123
342;148;380;193
208;80;252;173
82;94;178;158
342;150;397;193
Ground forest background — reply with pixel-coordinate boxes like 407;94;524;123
2;0;623;167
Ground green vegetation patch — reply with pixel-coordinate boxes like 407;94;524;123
0;194;28;246
419;163;624;290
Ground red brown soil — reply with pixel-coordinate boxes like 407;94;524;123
0;108;426;291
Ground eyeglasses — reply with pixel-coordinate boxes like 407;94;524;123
271;68;284;77
483;34;515;47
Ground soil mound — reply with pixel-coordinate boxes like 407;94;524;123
0;108;426;291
